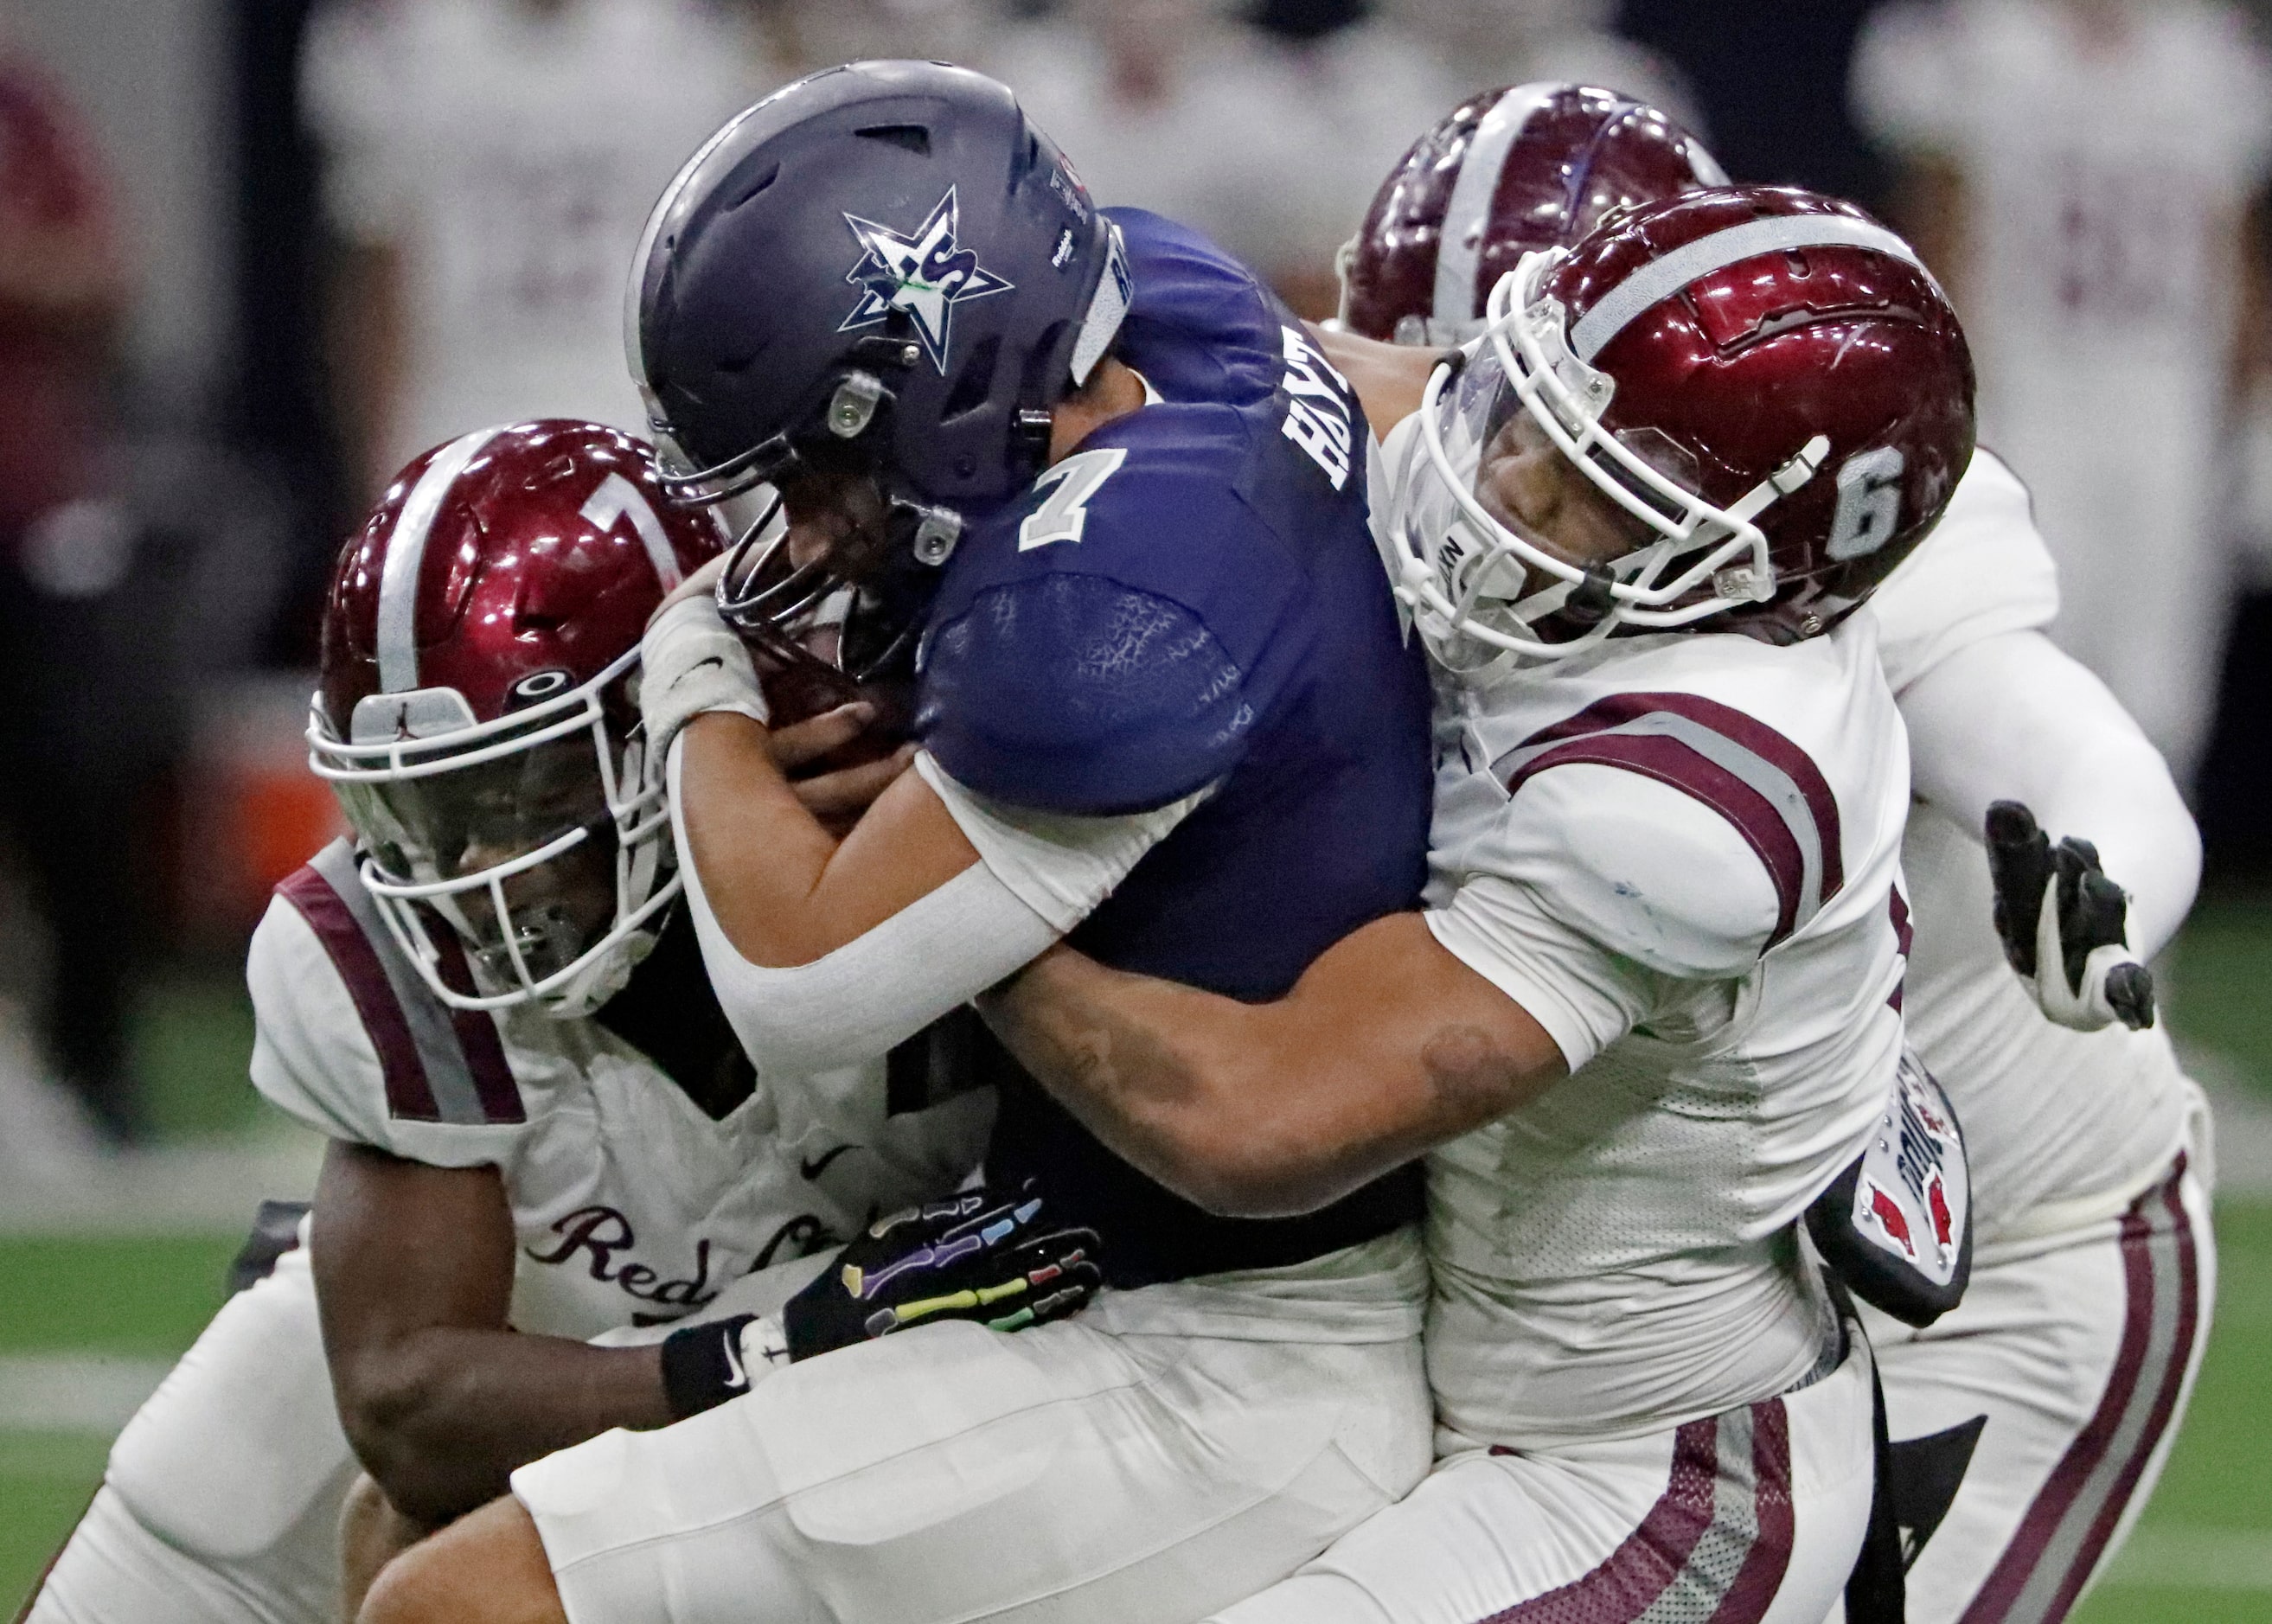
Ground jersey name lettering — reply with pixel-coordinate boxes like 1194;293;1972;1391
1279;325;1354;490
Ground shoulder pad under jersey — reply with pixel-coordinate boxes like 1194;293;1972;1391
250;840;527;1149
918;416;1308;815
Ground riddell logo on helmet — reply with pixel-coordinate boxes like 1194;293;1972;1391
838;187;1015;372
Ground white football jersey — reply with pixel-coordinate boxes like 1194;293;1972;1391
300;0;777;473
1869;452;2198;1243
249;841;992;1340
1418;617;1910;1448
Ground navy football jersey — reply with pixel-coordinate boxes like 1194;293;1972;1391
916;209;1434;1286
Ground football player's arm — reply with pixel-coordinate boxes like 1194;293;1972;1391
1900;630;2200;960
983;765;1764;1217
979;913;1566;1218
648;571;1233;1077
311;1142;675;1529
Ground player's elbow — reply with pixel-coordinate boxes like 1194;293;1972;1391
333;1351;482;1526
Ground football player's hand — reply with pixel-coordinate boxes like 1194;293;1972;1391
783;1183;1101;1362
769;701;916;834
1986;801;2155;1032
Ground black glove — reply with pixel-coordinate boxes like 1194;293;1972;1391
1985;801;2154;1032
784;1183;1101;1362
660;1312;790;1418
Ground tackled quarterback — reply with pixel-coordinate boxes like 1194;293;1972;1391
15;47;2218;1624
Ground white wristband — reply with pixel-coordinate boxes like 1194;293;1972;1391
639;594;768;760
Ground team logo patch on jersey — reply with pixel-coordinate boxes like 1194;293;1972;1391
839;187;1014;372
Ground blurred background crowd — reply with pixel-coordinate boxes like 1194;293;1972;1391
0;0;2269;1176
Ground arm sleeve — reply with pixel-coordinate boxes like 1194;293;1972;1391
1900;630;2201;958
1425;764;1782;1072
919;574;1259;815
667;739;1199;1076
1870;450;2060;694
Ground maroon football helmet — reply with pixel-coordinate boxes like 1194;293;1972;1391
308;420;725;1014
1386;186;1975;668
1339;82;1725;344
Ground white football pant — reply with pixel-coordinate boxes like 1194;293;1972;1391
514;1243;1435;1624
1862;1149;2212;1624
1204;1324;1876;1624
21;1246;355;1624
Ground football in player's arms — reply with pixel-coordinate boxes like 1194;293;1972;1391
362;60;1443;1624
982;182;1976;1624
19;423;1035;1624
1335;83;2214;1624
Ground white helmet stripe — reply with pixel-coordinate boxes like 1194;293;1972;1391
580;471;683;592
377;426;504;694
1432;83;1559;329
1569;214;1937;362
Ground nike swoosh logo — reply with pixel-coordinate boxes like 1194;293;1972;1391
674;657;726;687
801;1144;863;1181
720;1331;750;1391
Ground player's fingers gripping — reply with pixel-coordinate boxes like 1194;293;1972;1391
770;701;877;772
788;746;917;832
783;1184;1102;1359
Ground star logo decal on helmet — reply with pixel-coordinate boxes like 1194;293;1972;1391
839;188;1014;372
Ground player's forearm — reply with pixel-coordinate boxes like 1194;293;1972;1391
675;713;846;965
1903;632;2201;956
335;1329;671;1526
675;716;981;968
981;946;1334;1216
982;918;1560;1218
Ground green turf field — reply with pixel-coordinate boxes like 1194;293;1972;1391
3;898;2270;1618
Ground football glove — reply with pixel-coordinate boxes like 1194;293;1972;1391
783;1183;1101;1362
659;1311;790;1418
637;592;770;764
1985;800;2155;1033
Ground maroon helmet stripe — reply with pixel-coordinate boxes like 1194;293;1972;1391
1959;1158;2202;1624
1480;1397;1795;1622
277;860;441;1122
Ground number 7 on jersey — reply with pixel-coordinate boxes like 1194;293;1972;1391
1020;447;1129;552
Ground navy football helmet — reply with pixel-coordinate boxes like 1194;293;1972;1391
629;61;1128;592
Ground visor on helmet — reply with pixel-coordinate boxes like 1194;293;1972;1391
307;647;677;1016
1392;253;1824;673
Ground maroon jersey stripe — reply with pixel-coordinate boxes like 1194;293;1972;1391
276;862;442;1122
1504;732;1809;945
427;921;524;1125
